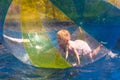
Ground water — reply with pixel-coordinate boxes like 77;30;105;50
2;22;120;79
0;44;120;80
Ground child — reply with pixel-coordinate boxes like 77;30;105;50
56;29;102;66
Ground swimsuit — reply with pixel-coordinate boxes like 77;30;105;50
68;40;92;55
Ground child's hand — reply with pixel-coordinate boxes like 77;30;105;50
72;63;80;67
72;63;77;67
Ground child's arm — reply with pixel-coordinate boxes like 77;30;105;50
65;48;69;59
73;49;80;65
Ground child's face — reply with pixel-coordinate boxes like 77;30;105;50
57;37;65;46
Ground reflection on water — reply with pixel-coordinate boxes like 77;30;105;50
0;45;120;80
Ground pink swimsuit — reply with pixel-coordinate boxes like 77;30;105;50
68;40;92;55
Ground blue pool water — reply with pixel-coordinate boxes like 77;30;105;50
0;45;120;80
1;0;120;79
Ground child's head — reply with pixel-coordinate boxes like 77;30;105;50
57;29;70;45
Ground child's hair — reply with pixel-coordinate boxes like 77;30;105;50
57;29;70;52
57;29;70;41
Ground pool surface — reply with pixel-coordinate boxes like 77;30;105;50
1;0;120;79
0;44;120;80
